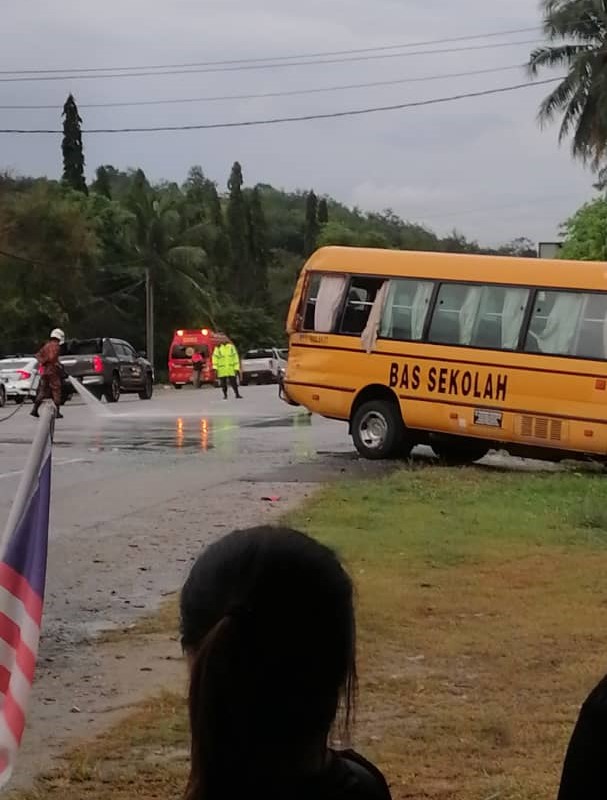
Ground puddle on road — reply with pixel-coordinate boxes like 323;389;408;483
244;413;313;429
86;417;219;453
72;412;317;456
2;397;327;458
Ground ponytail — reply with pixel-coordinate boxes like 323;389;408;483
184;614;234;800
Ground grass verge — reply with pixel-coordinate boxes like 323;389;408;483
11;466;607;799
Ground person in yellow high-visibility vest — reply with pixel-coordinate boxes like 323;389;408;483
212;337;242;400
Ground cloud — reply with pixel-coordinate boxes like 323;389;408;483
0;0;595;245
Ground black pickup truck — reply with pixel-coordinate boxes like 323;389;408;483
60;338;154;403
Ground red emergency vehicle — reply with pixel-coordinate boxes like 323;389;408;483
168;329;224;388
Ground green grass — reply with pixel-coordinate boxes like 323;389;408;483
290;468;607;566
12;465;607;800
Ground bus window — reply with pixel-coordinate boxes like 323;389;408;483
525;291;586;356
470;286;529;350
379;279;434;341
428;284;481;345
429;283;529;350
576;294;607;359
340;277;385;335
525;290;607;359
303;274;350;333
302;273;322;331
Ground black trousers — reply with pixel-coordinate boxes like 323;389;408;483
220;375;240;398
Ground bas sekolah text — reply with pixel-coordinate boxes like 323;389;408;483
389;362;508;402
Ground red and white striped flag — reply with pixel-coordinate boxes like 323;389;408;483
0;403;54;787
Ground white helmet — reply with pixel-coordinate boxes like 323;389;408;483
50;328;65;344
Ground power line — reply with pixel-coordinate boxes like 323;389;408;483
0;64;526;110
0;25;541;75
0;39;541;83
0;77;563;135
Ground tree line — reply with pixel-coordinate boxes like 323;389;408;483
0;94;537;369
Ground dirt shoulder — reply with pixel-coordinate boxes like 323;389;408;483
14;465;607;800
13;465;607;800
12;478;315;791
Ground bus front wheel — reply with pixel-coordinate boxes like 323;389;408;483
351;399;408;460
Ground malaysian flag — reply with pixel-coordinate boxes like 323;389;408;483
0;402;54;787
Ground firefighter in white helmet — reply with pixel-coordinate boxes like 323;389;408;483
31;328;66;419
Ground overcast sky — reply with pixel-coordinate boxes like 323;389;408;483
0;0;598;246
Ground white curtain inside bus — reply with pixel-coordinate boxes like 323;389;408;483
459;286;483;345
361;280;389;352
378;280;398;339
412;282;434;339
501;288;529;349
314;275;348;332
537;293;585;354
379;279;434;340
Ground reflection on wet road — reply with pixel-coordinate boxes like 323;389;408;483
47;409;317;455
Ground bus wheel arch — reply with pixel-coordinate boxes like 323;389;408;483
349;385;410;460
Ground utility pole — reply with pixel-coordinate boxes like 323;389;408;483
145;268;155;368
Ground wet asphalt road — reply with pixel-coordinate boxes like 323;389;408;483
0;384;349;521
0;385;353;645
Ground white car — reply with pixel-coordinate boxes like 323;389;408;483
0;357;40;404
270;348;288;381
241;347;286;385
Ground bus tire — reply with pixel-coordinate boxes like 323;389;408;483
432;437;488;466
173;383;183;390
351;399;405;460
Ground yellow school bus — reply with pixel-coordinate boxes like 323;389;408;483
281;246;607;462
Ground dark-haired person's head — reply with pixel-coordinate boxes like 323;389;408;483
180;526;357;800
557;674;607;800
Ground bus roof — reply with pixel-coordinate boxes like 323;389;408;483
304;246;607;291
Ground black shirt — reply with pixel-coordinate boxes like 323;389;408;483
278;749;392;800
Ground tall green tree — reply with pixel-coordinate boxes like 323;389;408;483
183;166;230;287
304;190;320;256
529;1;607;175
62;94;88;195
560;198;607;260
0;182;98;347
227;161;249;298
318;197;329;225
92;166;112;199
125;178;213;365
247;185;270;302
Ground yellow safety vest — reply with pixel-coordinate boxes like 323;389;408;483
212;344;240;377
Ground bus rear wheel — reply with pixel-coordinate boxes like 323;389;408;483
351;399;408;460
431;437;489;466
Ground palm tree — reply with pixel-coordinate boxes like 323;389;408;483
529;0;607;173
125;173;218;366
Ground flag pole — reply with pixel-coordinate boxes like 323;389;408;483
0;402;55;553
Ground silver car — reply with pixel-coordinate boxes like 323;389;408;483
0;357;40;404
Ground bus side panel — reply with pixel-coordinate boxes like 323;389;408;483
385;345;607;454
286;335;362;419
287;336;607;457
